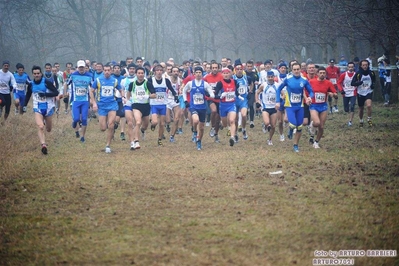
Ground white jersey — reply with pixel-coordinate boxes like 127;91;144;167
343;72;356;97
150;77;168;105
0;70;17;94
122;75;136;106
358;74;373;96
260;82;278;109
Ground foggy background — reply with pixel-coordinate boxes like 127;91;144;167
0;0;398;68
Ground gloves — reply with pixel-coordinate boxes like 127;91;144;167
220;92;227;99
63;97;68;103
38;92;46;97
238;95;244;101
184;101;189;108
174;95;179;104
256;102;261;108
341;90;345;95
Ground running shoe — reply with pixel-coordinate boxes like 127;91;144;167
166;124;170;133
64;110;68;114
157;139;163;146
41;144;48;155
214;134;220;143
80;137;85;143
229;137;235;147
105;146;111;153
196;140;202;150
226;129;231;136
134;141;140;149
250;121;254;128
293;144;299;152
243;130;248;140
185;119;189;125
177;128;183;134
209;127;215;137
333;106;339;113
267;125;271;132
22;106;27;113
238;126;242;132
267;139;273;146
309;136;314;144
75;131;80;138
205;122;210;127
170;136;175;143
313;142;320;149
234;135;239;143
120;132;125;141
151;125;156;131
367;120;373;127
280;134;285;142
262;124;267;134
348;121;352;127
130;142;135;150
359;121;364;128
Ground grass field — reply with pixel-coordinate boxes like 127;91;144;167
1;102;399;265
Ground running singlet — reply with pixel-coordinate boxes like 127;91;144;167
309;79;336;104
150;77;167;105
260;83;277;109
357;74;372;96
92;76;120;103
189;80;206;110
131;80;150;104
13;73;30;92
220;79;236;104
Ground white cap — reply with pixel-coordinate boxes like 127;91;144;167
168;58;174;61
77;60;85;67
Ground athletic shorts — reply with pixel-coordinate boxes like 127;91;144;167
34;105;55;117
116;101;125;117
309;102;328;113
190;108;207;123
219;103;236;118
14;90;26;104
357;93;373;107
151;104;167;116
262;108;277;116
236;99;248;111
0;93;11;114
166;98;179;110
133;103;151;117
124;105;132;112
97;101;118;116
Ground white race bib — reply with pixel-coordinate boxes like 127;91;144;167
33;93;46;102
238;85;247;95
75;87;87;96
225;92;235;102
290;93;301;103
101;86;114;97
193;93;204;105
315;92;325;103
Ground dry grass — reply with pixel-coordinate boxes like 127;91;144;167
1;102;399;265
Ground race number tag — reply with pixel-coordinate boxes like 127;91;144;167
330;78;337;84
193;93;204;105
290;93;301;103
101;86;114;97
225;92;235;102
76;88;87;96
33;93;46;102
156;92;165;101
238;85;247;95
136;87;147;100
16;84;25;91
315;92;326;103
266;94;276;104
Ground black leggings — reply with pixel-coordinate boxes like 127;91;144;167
0;93;11;115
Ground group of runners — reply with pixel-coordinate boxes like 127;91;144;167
0;56;377;154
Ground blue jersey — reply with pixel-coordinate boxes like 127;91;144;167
68;71;92;102
13;72;30;93
233;74;249;99
189;80;207;110
92;76;121;103
276;75;313;107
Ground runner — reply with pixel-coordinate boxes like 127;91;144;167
0;61;18;124
13;63;31;115
326;59;340;113
167;66;182;143
337;62;357;126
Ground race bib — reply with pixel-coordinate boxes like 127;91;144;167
136;88;148;100
315;92;326;103
33;93;46;102
266;94;276;104
225;92;235;102
238;85;247;95
330;78;337;84
193;93;204;105
156;91;166;101
344;81;351;88
101;86;114;97
16;84;25;91
290;93;301;103
75;87;87;96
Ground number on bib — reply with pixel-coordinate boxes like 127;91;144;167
290;93;301;103
193;93;204;105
